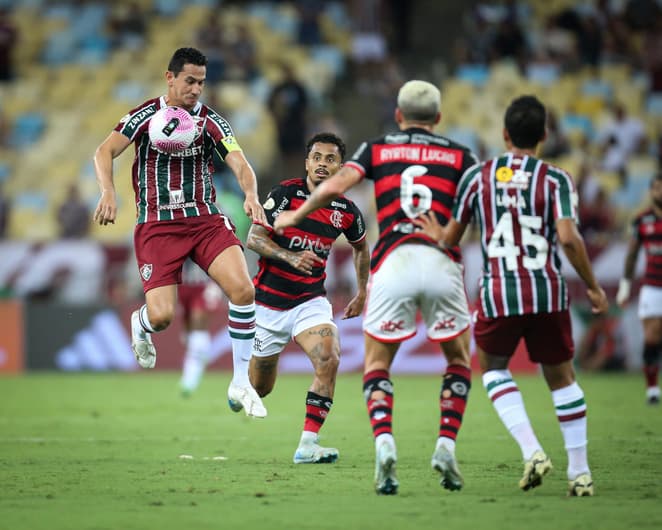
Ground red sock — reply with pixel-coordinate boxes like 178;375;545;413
363;370;394;438
644;364;659;388
439;364;471;441
303;391;332;434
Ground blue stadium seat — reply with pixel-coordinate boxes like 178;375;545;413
9;112;46;149
455;64;490;87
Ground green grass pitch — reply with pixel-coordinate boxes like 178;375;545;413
1;372;660;530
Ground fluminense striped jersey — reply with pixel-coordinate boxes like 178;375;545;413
453;152;579;317
631;208;662;287
346;127;478;272
114;96;242;223
253;178;366;310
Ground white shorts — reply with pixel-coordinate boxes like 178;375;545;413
363;245;471;342
253;297;336;358
638;285;662;319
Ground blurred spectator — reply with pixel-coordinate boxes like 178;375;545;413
0;181;10;238
596;101;646;183
349;0;388;94
540;108;571;159
196;12;226;84
108;2;147;51
373;55;405;133
57;183;90;239
0;7;18;82
296;0;322;46
577;13;603;67
224;23;257;82
268;62;308;181
575;158;601;206
579;186;614;257
491;16;527;67
641;10;662;93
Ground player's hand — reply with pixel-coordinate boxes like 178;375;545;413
615;278;631;308
244;196;267;225
412;211;445;243
587;285;609;315
288;250;324;275
342;291;366;319
93;190;117;225
273;210;298;234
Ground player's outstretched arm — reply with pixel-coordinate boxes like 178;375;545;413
225;150;267;225
274;166;361;233
93;131;131;226
556;218;609;314
342;238;370;319
246;223;323;275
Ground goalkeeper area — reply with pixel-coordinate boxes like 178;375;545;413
1;372;660;530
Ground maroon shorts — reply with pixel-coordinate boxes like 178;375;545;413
134;214;241;293
473;310;574;365
178;283;222;323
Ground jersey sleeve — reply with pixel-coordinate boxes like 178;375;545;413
631;215;642;242
550;168;578;222
206;110;243;160
343;202;367;244
114;101;157;142
345;141;371;179
453;165;480;225
260;184;290;230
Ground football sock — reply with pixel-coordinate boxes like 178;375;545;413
180;330;210;392
643;343;660;390
438;364;471;447
302;391;332;435
483;369;542;460
138;304;156;333
363;369;394;439
552;382;590;479
228;302;256;387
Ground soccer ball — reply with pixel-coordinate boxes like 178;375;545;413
148;106;196;154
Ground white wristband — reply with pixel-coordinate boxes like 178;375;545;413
616;278;631;306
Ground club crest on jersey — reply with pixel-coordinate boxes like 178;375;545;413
140;264;153;281
330;210;343;228
192;116;205;138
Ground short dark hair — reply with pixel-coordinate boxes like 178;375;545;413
306;132;346;161
168;47;208;76
504;95;546;149
652;171;662;186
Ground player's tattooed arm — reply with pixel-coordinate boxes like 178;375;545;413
247;223;323;275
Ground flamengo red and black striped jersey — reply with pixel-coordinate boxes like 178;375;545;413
253;178;366;310
114;96;242;223
453;152;579;318
345;127;479;272
631;208;662;287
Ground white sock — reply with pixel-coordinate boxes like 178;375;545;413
483;370;543;460
552;382;590;479
375;433;395;450
139;304;156;333
180;330;211;392
436;437;456;454
228;302;255;386
300;431;318;445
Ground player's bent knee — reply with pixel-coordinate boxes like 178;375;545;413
228;282;255;306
